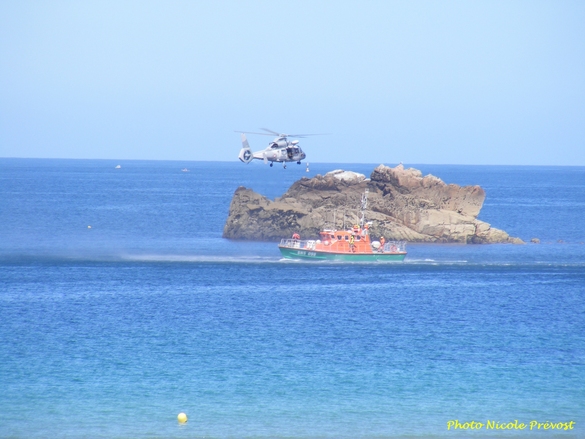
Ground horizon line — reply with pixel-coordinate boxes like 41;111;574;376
1;156;584;168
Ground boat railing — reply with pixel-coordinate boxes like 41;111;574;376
381;241;407;253
279;239;316;250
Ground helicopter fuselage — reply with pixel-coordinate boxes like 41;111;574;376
239;134;306;165
254;142;306;163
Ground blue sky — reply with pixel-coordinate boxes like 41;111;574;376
1;1;583;165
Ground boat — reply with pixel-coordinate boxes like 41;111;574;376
278;229;406;262
278;189;407;262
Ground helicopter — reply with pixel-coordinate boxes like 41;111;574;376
237;128;316;168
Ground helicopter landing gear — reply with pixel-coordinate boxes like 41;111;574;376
297;161;301;164
283;163;287;169
270;163;273;167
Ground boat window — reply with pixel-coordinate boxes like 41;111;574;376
356;235;361;240
344;236;349;241
337;235;342;240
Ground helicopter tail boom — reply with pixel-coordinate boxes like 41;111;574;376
238;134;254;164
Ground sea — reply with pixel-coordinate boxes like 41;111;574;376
0;158;584;439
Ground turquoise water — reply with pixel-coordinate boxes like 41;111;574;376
1;159;584;438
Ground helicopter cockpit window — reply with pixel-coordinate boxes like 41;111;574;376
293;148;299;154
271;143;279;149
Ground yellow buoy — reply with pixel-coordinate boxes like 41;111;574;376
177;412;188;423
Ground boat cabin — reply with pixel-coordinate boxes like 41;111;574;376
318;225;371;253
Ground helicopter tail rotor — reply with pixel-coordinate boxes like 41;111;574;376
238;134;254;164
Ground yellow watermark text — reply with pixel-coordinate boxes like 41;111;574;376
447;419;575;431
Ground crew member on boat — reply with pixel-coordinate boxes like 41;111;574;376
379;236;385;252
292;232;300;240
362;224;369;236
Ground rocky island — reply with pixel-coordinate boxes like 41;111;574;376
223;164;523;244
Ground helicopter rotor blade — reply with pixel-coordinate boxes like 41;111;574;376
234;130;275;136
260;128;281;136
288;133;329;138
261;128;328;137
235;129;330;138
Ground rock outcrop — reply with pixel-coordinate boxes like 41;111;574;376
223;164;523;244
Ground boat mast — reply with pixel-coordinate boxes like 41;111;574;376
360;189;369;228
